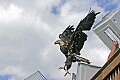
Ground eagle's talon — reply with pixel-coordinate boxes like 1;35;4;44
59;66;65;70
64;71;71;76
59;67;63;69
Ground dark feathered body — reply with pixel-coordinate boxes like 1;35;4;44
60;45;68;57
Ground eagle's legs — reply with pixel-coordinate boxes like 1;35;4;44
59;65;71;76
64;70;71;76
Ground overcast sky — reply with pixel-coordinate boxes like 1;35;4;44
0;0;120;80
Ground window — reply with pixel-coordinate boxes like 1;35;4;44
104;27;120;47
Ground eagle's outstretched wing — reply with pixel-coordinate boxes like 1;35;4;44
77;10;100;31
69;10;100;55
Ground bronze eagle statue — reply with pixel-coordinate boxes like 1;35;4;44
54;10;100;76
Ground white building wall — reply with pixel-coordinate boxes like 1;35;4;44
76;63;101;80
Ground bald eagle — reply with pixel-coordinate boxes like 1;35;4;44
54;10;100;76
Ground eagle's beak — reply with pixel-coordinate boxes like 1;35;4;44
54;41;58;45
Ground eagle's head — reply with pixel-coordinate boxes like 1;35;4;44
54;40;65;46
54;40;60;44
